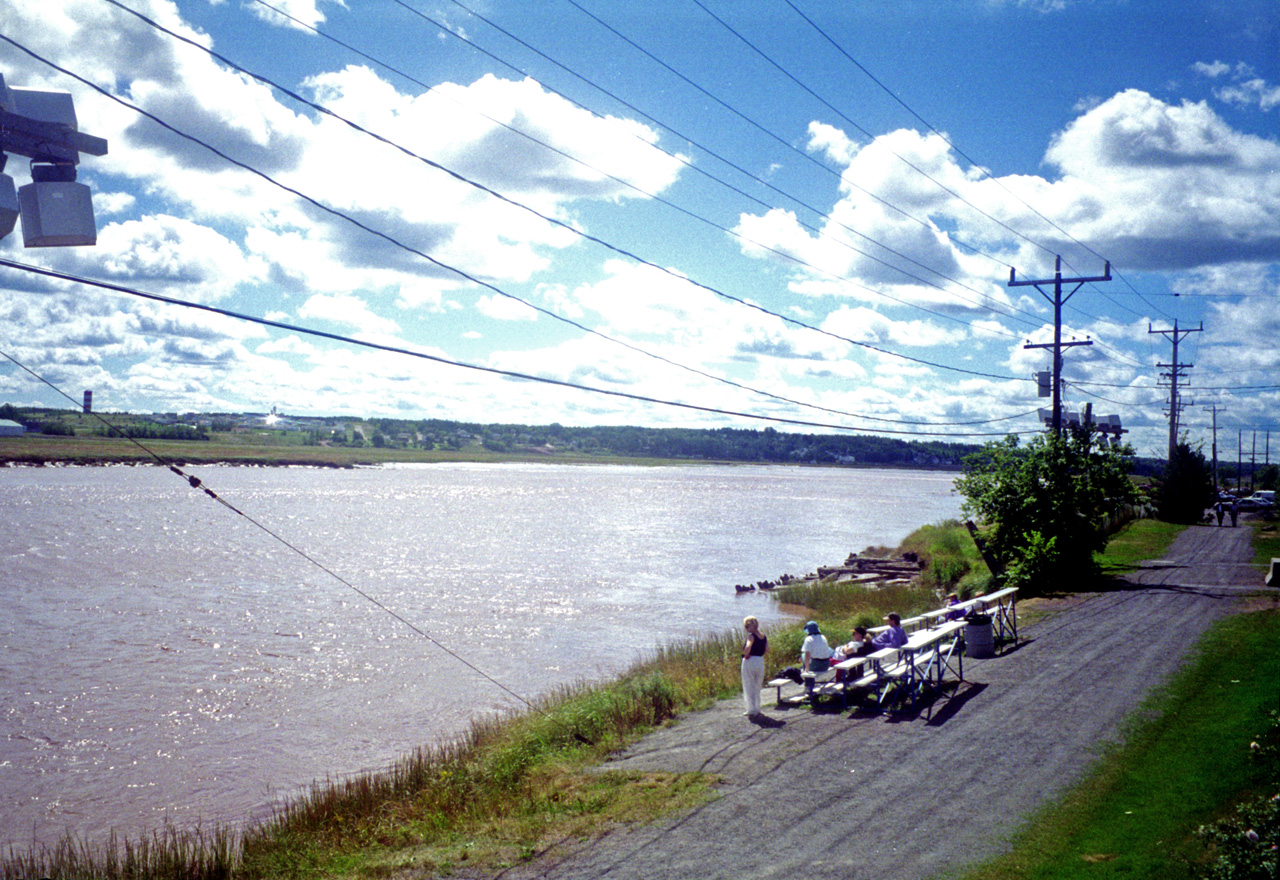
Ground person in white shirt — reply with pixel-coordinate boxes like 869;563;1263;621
801;620;833;675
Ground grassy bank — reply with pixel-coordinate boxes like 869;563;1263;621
1253;520;1280;573
1094;517;1187;577
3;636;745;880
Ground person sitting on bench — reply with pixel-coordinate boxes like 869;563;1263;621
829;626;872;681
871;612;908;649
801;621;834;688
944;593;965;621
831;627;873;663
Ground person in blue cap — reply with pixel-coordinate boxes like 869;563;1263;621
800;620;833;676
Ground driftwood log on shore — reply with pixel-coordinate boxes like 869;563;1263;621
734;553;923;592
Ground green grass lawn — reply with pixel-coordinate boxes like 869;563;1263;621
1252;521;1280;573
1095;517;1187;576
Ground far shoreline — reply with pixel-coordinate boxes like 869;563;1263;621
0;435;965;472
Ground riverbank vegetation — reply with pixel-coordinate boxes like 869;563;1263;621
956;429;1141;596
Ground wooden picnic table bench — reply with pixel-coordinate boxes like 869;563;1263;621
766;619;969;712
869;619;967;711
761;588;1016;713
921;587;1019;649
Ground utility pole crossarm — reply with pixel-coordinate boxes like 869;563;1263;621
0;108;108;164
1007;255;1111;436
1149;320;1204;461
1008;261;1112;288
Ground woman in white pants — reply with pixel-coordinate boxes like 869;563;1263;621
741;616;768;716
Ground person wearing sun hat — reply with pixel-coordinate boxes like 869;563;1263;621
800;620;833;676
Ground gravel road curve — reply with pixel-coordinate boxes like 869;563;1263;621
499;522;1268;880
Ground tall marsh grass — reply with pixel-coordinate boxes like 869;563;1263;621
2;632;745;880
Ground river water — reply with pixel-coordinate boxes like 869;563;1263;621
0;462;961;848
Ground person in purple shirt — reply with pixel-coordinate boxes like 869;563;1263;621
871;612;908;649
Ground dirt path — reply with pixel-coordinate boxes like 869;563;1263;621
500;523;1268;880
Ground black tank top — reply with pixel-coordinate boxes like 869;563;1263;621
748;633;768;657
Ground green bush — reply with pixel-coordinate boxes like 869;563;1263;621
956;430;1138;596
1198;709;1280;879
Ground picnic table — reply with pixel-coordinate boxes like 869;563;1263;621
768;619;968;712
921;586;1019;647
765;587;1018;713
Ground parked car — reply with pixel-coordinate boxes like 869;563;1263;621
1237;491;1275;511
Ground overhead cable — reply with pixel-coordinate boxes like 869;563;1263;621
432;0;1034;295
247;0;1038;331
0;257;1044;437
775;0;1175;323
2;28;1028;393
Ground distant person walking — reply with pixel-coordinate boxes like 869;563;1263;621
741;616;768;717
1214;501;1225;526
1230;498;1239;527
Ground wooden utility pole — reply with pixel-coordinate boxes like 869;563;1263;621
1149;320;1202;461
1009;256;1110;436
1204;404;1222;489
1238;429;1244;492
1252;430;1257;491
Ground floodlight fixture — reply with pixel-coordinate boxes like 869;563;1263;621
0;163;17;241
0;72;108;248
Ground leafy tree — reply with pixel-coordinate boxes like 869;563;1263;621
1257;464;1278;492
955;429;1139;595
39;421;74;436
1156;441;1215;524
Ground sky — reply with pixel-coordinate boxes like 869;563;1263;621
0;0;1277;461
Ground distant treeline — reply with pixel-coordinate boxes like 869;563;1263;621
420;420;977;467
0;404;210;442
95;424;210;441
3;403;1195;474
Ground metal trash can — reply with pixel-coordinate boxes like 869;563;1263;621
965;613;994;658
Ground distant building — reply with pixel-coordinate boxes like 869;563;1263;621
83;390;92;413
0;419;24;436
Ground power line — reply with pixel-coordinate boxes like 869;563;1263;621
91;0;1037;342
774;0;1176;324
249;0;1039;333
0;257;1044;437
370;0;1045;331
433;0;1041;293
686;0;1059;259
1;27;1031;399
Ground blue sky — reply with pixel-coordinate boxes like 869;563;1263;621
0;0;1276;460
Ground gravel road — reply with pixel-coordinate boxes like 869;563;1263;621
501;522;1268;880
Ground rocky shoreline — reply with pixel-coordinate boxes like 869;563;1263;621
734;551;924;593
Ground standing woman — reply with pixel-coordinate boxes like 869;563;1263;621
741;616;768;717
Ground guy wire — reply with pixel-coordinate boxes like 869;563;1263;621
0;347;547;723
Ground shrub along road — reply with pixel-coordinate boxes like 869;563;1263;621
502;523;1266;880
